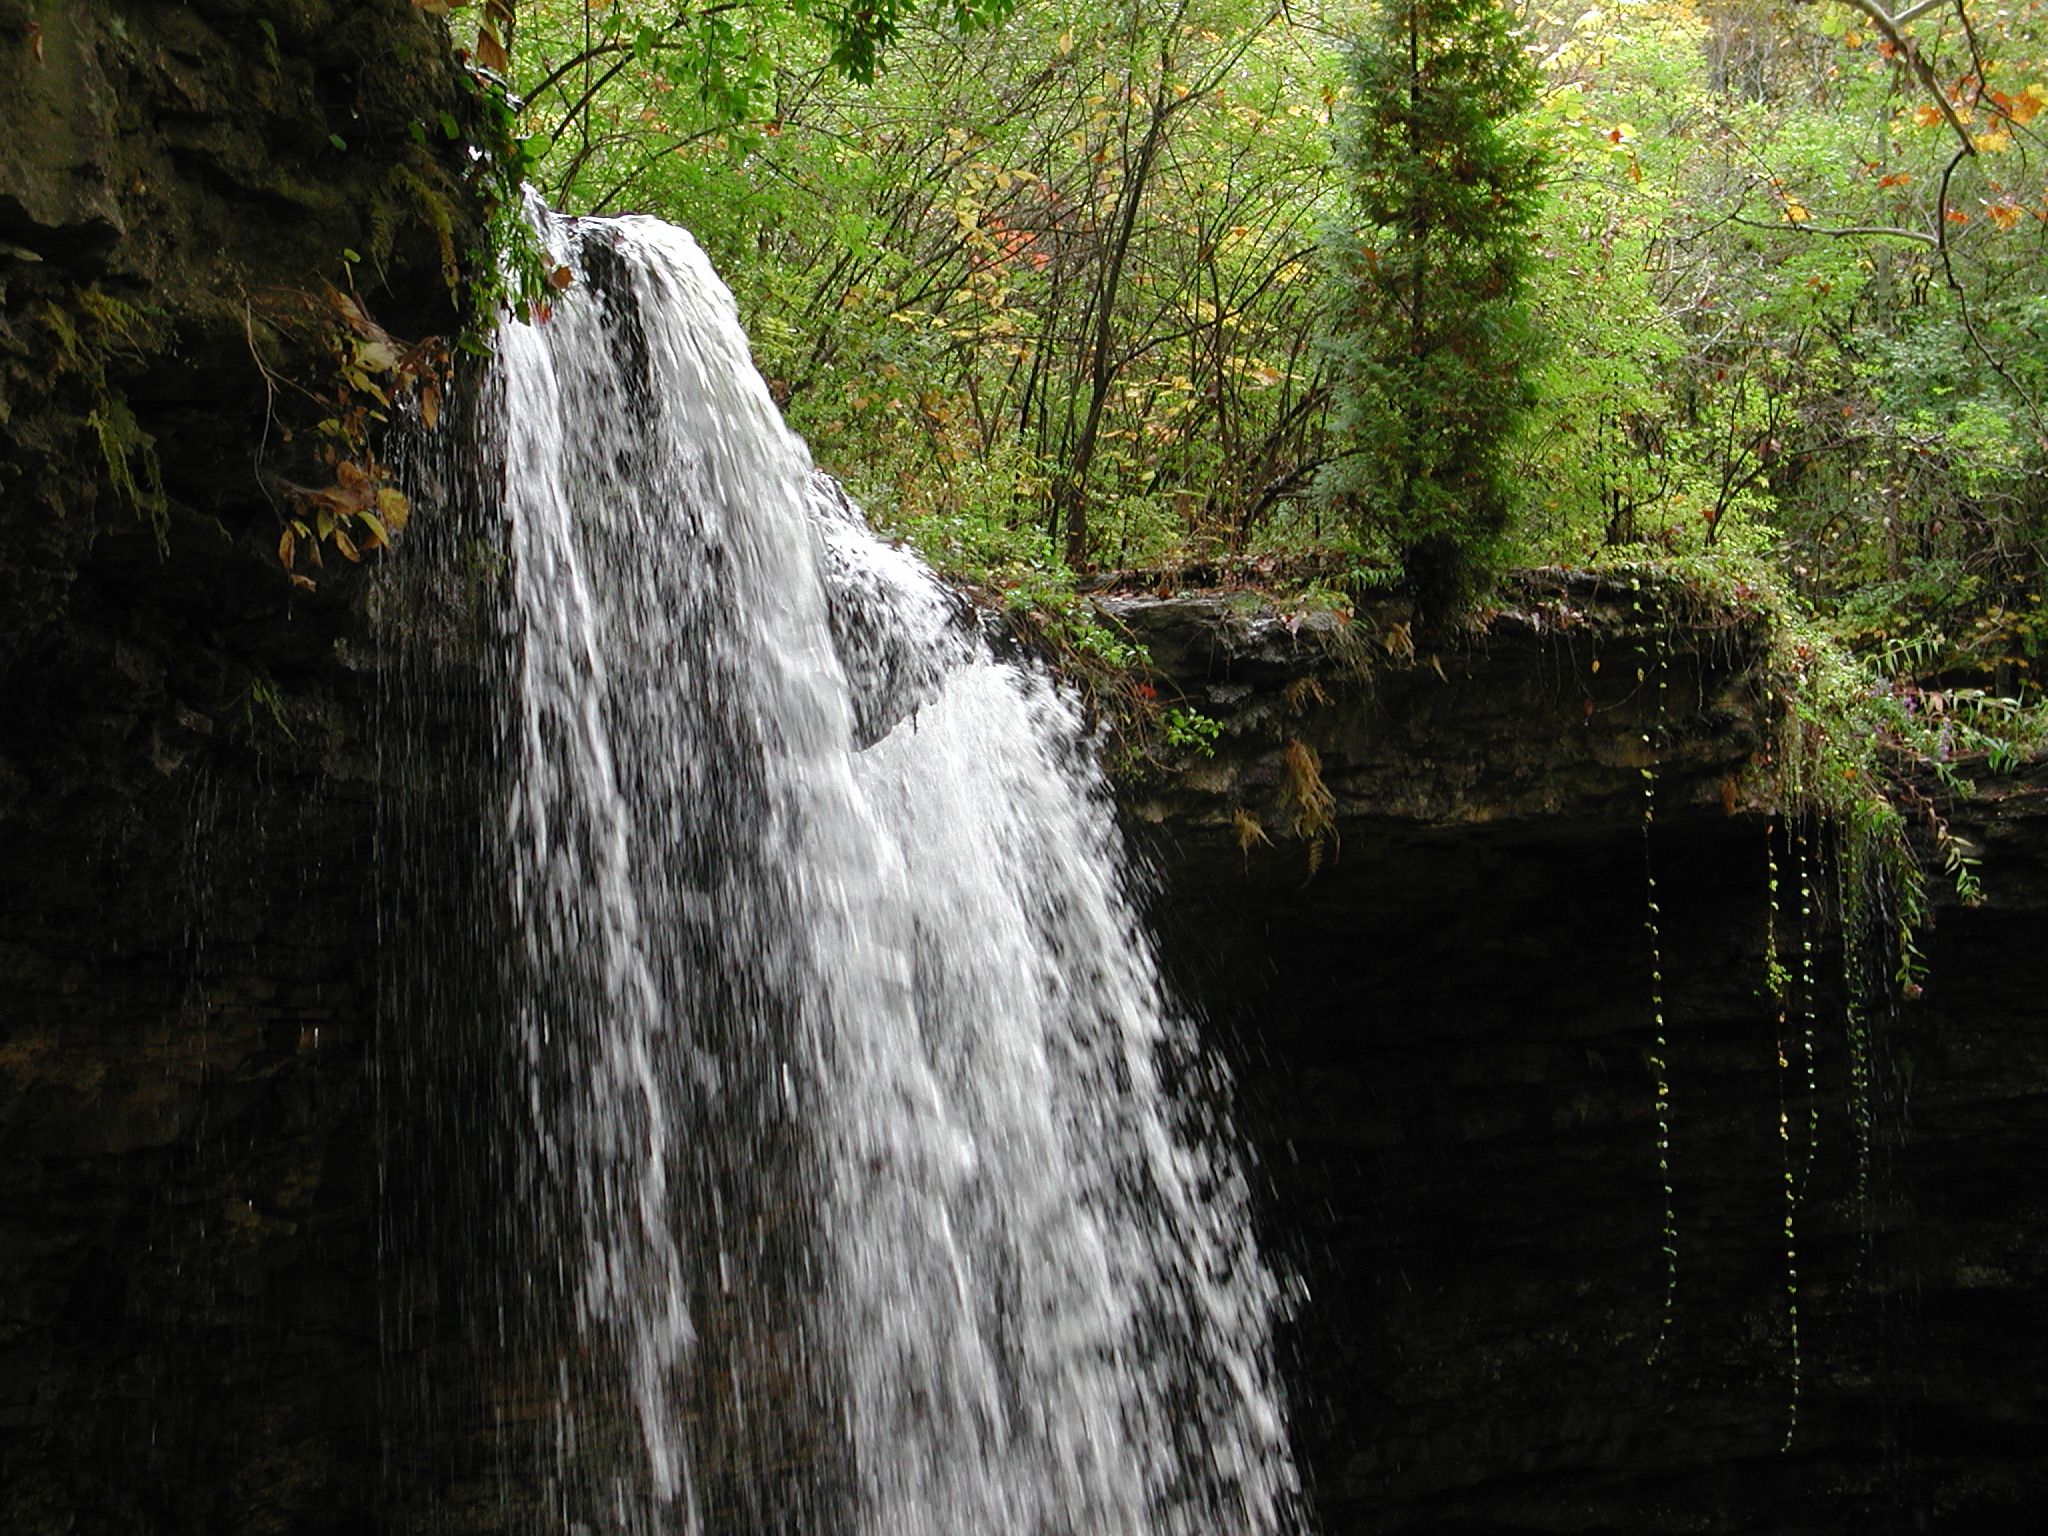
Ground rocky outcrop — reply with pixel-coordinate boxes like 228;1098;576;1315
1111;584;2048;1535
1110;570;1770;849
0;4;479;1531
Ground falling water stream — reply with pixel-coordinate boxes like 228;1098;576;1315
484;211;1297;1535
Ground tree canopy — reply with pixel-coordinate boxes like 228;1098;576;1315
435;0;2047;718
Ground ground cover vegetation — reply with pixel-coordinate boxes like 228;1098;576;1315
435;0;2044;837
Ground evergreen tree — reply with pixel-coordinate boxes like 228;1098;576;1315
1323;0;1546;621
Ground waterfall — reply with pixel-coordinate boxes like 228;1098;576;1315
483;211;1298;1535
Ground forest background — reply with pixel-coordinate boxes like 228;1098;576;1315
450;0;2046;737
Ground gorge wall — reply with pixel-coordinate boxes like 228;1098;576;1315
0;3;479;1529
4;8;2045;1533
1117;585;2047;1533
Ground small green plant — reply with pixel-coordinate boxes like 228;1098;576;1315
38;289;170;552
1160;707;1223;758
87;395;168;554
231;672;295;744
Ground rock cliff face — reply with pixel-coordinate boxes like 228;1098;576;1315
1112;586;2048;1534
4;11;2046;1534
0;4;478;1530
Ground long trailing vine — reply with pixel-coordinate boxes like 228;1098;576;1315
1602;552;2039;1442
1838;842;1878;1230
1638;607;1678;1365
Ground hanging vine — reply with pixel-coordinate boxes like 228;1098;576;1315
1640;621;1677;1365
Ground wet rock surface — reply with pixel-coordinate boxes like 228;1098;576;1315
1116;586;2048;1534
0;3;478;1531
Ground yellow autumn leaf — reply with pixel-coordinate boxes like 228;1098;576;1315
1783;199;1811;223
1986;201;2023;231
1913;103;1944;129
1975;127;2013;153
377;486;411;532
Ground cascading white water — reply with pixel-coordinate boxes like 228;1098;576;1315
491;211;1298;1535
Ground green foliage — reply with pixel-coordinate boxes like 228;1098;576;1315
1613;548;2044;989
450;61;558;335
512;0;1342;573
471;0;2046;779
1321;0;1547;615
38;289;170;552
87;395;167;554
1161;705;1223;755
1520;0;2048;700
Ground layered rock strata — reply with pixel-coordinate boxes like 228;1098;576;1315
1113;584;2046;1535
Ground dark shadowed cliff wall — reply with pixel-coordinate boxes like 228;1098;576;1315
1121;588;2048;1534
0;4;477;1530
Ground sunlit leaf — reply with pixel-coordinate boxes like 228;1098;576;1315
377;486;412;532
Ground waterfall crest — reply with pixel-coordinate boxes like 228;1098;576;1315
487;211;1299;1535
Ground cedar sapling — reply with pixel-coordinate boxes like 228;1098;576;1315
1321;0;1546;630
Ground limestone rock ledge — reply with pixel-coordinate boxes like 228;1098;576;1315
1106;581;2048;1536
1110;571;1769;852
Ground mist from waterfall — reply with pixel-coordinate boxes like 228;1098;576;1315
484;210;1299;1536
